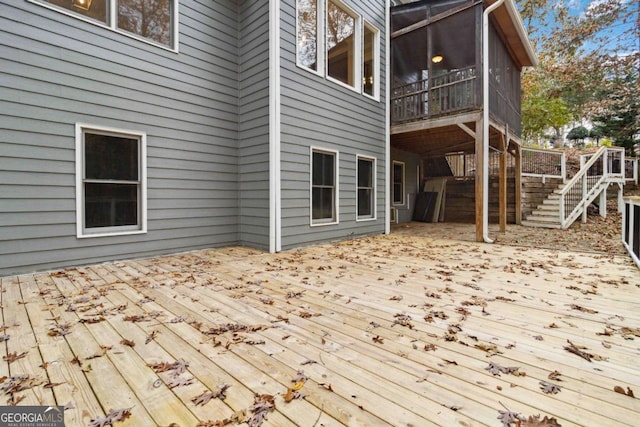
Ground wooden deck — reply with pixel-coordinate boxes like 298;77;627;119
2;227;639;426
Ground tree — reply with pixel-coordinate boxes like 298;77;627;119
521;59;571;143
517;0;640;147
566;126;589;145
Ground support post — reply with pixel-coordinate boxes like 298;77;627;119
599;186;607;218
499;134;507;232
475;117;484;242
514;143;522;225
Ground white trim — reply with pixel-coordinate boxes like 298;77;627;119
326;0;361;92
356;154;377;221
385;0;390;234
75;122;147;239
362;20;380;101
295;0;324;77
269;0;282;253
28;0;179;52
392;160;405;206
310;147;339;226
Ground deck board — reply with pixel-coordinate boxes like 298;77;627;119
1;227;639;426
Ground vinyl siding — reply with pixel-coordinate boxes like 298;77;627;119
279;0;387;249
237;0;271;249
0;0;240;275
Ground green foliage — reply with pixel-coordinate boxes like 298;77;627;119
599;138;613;147
521;67;571;141
566;126;589;141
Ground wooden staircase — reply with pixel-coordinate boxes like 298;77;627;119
521;147;626;229
521;183;565;228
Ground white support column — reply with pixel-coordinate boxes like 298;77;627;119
618;183;624;213
582;176;588;223
599;186;607;218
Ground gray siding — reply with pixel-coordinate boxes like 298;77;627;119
279;0;387;249
237;0;271;249
0;0;240;275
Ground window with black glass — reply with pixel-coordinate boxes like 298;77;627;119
82;130;141;232
392;161;405;205
357;157;375;219
36;0;174;48
312;150;337;223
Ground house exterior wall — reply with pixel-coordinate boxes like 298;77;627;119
0;0;241;275
0;0;391;276
279;0;388;249
238;0;271;249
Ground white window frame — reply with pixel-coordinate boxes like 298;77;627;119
325;0;361;93
28;0;179;52
392;160;405;206
310;147;339;226
75;123;147;238
362;21;380;101
295;0;324;77
356;155;376;221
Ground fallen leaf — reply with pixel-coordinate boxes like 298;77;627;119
3;351;28;364
191;384;230;406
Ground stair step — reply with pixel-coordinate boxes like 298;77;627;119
526;213;561;222
521;220;563;229
537;203;559;211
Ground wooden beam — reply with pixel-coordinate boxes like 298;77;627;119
475;117;484;242
457;123;476;139
499;132;507;232
391;112;481;135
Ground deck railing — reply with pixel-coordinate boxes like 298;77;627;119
624;157;638;184
559;147;624;228
391;66;477;124
520;147;566;182
623;197;640;268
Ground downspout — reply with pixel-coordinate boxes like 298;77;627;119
481;0;504;243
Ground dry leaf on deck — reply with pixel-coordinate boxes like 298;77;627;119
3;351;27;364
614;386;635;397
89;407;132;427
191;384;230;406
247;394;275;427
120;338;136;347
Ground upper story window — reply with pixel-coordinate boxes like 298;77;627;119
363;22;379;99
33;0;176;49
296;0;379;99
326;0;359;89
296;0;322;73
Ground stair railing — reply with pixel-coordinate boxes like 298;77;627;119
558;147;625;228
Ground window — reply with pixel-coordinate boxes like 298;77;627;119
297;1;379;98
34;0;176;48
363;22;379;99
311;149;338;225
392;161;405;205
76;124;146;237
296;0;322;73
326;0;360;89
357;156;375;220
